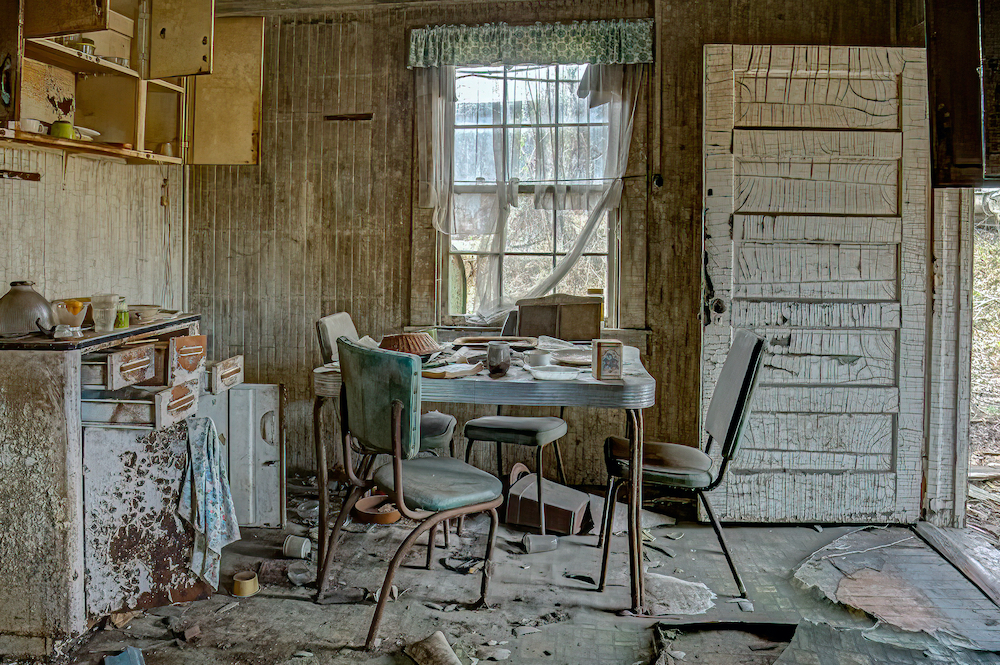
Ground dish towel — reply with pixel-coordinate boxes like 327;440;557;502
177;416;241;589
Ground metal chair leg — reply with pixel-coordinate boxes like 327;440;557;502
598;477;621;591
426;523;438;569
597;475;615;549
536;445;546;535
465;439;477;464
552;440;568;485
316;485;365;599
495;441;504;480
444;519;451;549
365;515;442;649
478;508;500;604
699;492;747;599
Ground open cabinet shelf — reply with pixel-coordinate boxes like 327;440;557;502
0;128;181;163
25;39;139;78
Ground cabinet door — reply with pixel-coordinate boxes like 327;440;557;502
149;0;214;78
228;384;284;528
82;425;211;618
24;0;106;38
0;0;22;126
186;16;263;164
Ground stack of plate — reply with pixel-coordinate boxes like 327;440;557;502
313;365;342;397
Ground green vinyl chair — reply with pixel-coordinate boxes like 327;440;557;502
315;337;503;649
598;329;764;599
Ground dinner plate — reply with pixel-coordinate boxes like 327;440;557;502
526;365;581;381
551;349;592;366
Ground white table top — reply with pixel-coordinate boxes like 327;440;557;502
313;346;655;410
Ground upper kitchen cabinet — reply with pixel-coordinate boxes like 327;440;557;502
186;17;263;164
23;0;123;38
149;0;214;79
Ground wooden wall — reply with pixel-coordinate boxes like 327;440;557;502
198;0;925;476
0;146;184;308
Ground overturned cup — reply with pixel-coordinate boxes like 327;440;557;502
282;534;311;559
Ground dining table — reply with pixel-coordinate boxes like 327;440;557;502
312;345;656;613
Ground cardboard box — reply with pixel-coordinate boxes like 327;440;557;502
592;339;624;380
506;474;592;535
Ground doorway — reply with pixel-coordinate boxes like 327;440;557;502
969;188;1000;541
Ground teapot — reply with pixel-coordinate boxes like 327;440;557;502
0;281;57;336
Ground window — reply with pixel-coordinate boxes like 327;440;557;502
446;64;615;319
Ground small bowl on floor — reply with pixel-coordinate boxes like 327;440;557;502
232;571;260;597
352;495;401;524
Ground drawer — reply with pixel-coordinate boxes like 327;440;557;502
81;380;200;430
207;355;244;394
169;335;207;385
81;344;157;390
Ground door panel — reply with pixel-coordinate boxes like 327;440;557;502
149;0;214;78
702;44;929;522
228;384;284;528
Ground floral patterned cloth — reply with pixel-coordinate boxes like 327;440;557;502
408;19;654;69
177;417;241;589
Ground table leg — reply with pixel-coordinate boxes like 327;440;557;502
314;396;329;567
626;408;645;613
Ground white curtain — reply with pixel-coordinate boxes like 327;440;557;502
416;64;644;324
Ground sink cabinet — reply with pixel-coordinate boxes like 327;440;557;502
0;315;250;659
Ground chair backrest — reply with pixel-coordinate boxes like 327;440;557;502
704;329;765;460
316;312;359;363
336;337;421;459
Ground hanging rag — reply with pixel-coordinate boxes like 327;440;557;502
177;416;241;589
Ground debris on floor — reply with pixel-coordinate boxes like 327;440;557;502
792;526;1000;650
405;630;463;665
650;622;796;665
773;620;1000;665
644;573;716;615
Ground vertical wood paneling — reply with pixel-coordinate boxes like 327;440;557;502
0;147;183;308
195;0;925;478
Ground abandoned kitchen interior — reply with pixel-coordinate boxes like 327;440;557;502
3;0;1000;663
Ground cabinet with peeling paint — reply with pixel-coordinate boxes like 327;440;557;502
0;315;246;658
0;0;264;164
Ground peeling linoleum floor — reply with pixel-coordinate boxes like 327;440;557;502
65;508;1000;665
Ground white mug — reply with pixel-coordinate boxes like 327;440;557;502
524;349;551;367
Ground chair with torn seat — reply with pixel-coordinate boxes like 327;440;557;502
315;337;503;649
597;328;764;599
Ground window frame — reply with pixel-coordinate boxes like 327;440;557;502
441;64;620;325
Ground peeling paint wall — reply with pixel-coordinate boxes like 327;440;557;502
0;144;184;308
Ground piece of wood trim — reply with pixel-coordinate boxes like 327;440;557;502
913;521;1000;609
0;168;40;181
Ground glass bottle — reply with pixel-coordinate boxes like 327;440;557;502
114;296;129;328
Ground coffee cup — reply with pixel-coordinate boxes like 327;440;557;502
524;349;551;367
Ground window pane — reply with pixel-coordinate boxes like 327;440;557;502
507;126;553;182
507;195;554;254
556;254;607;296
454;128;497;182
557;210;607;254
503;255;553;303
557;81;591;125
507;65;556;125
558;125;608;182
455;69;502;126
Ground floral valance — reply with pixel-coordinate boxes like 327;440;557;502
407;19;654;69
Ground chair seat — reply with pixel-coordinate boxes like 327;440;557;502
373;457;503;512
419;411;457;451
464;416;567;447
606;438;715;489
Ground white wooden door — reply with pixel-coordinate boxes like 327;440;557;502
702;45;929;522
